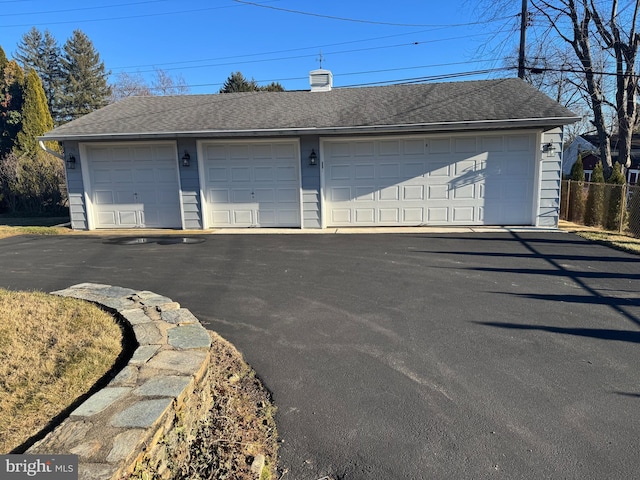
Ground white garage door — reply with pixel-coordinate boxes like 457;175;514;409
323;134;536;226
200;140;301;228
84;143;182;229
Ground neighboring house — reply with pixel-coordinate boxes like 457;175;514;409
40;72;578;231
563;134;640;183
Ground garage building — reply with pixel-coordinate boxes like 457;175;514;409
40;73;578;230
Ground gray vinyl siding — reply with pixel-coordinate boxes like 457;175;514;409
536;128;563;227
300;135;321;228
177;139;202;229
63;141;88;230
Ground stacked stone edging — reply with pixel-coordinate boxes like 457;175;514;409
26;283;212;480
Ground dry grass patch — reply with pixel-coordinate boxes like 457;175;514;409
0;290;122;453
575;231;640;255
0;226;66;239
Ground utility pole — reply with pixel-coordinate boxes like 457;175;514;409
518;0;528;78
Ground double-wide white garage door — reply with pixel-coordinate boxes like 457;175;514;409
84;143;182;229
200;140;301;228
323;134;536;226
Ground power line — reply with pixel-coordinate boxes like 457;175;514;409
113;32;501;75
0;2;244;28
4;0;171;17
233;0;514;28
111;27;466;70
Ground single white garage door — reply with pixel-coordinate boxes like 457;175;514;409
200;140;301;228
323;134;536;226
84;143;182;229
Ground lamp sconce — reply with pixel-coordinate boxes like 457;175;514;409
542;142;556;157
181;151;191;167
309;149;318;166
66;153;76;170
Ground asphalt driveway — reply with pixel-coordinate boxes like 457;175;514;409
1;231;640;479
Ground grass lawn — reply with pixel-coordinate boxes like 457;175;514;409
558;221;640;255
0;290;122;453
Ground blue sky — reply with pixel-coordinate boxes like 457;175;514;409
1;0;524;94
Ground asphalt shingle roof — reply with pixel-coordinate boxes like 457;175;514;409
43;78;578;140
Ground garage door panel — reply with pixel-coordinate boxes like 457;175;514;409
354;187;374;200
234;209;254;224
98;211;117;226
330;164;350;180
403;162;426;178
95;191;114;204
427;207;447;222
452;184;475;199
332;209;351;223
355;209;375;223
355;164;375;179
229;145;250;159
453;207;475;222
379;186;399;201
428;185;448;200
209;189;229;203
404;208;424;222
254;189;275;203
332;187;351;202
403;185;424;200
380;164;400;178
324;134;535;227
231;167;251;182
212;210;231;225
202;141;301;228
276;166;297;181
112;169;134;184
277;188;299;203
86;143;181;229
254;167;274;182
380;209;399;223
506;158;529;175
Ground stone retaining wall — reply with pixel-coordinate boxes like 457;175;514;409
26;283;213;480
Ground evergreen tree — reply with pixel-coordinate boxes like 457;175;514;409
15;28;64;125
220;72;258;93
59;30;111;122
584;161;605;226
13;27;45;76
0;52;25;157
604;162;626;231
568;154;586;222
260;81;285;92
220;71;284;93
14;69;53;158
0;46;7;70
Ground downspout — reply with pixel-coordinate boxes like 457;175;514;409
38;140;65;160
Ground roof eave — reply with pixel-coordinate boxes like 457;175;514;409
39;116;581;142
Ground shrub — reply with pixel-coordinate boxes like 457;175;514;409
568;154;586;222
604;163;626;231
584;161;605;226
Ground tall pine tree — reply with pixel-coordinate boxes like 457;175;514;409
15;28;64;125
59;30;111;122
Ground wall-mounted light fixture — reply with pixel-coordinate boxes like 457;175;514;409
181;151;191;167
542;142;556;157
66;153;76;169
309;149;318;166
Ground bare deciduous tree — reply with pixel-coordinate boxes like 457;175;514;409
475;0;640;171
